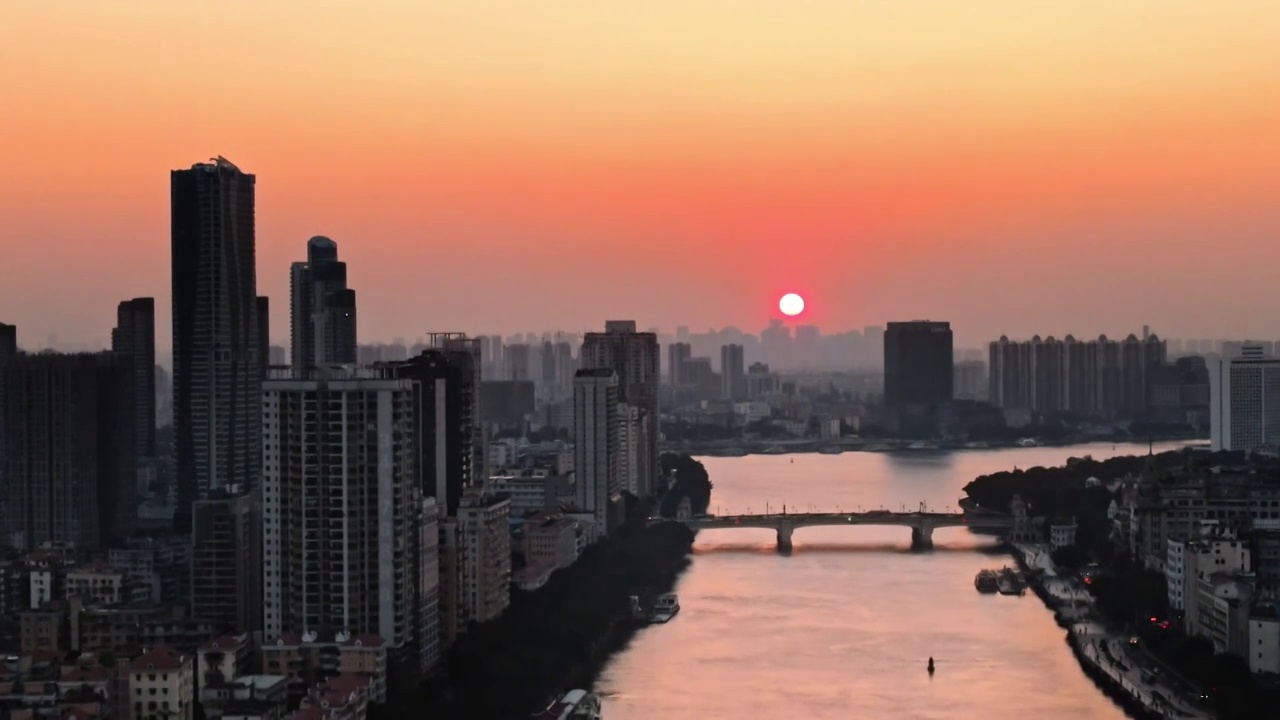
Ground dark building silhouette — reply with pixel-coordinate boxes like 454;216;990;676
480;380;536;426
191;491;261;633
884;321;954;438
581;321;660;497
387;344;480;515
0;323;14;534
0;324;14;357
289;236;357;368
2;352;136;551
720;343;745;401
171;157;261;532
112;298;156;458
257;295;270;378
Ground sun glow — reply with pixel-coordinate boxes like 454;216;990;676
779;293;805;317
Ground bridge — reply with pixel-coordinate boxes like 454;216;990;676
653;509;1015;551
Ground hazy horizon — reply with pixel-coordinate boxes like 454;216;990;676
5;2;1280;352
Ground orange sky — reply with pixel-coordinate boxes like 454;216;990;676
2;1;1279;352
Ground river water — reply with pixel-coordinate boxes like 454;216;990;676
597;441;1191;719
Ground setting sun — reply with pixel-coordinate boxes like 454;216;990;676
779;293;805;317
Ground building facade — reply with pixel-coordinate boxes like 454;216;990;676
262;368;421;662
112;297;157;459
884;321;953;438
289;236;357;369
720;344;745;401
573;369;621;535
1209;345;1280;453
192;491;262;633
2;352;135;551
456;488;511;627
580;321;659;497
171;157;261;531
988;333;1167;418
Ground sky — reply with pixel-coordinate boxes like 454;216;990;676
3;1;1280;354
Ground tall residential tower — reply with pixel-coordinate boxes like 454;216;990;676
170;157;261;530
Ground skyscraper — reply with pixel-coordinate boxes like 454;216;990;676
289;236;357;369
720;343;745;401
581;321;659;497
262;367;423;661
668;342;691;386
171;157;261;531
884;321;954;438
112;297;156;458
1209;345;1280;453
574;368;621;535
387;344;480;515
0;323;14;534
2;352;135;551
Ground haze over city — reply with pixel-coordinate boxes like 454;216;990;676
5;1;1280;352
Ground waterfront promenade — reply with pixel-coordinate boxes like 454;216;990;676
1016;545;1214;719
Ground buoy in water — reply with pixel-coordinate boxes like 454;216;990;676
927;657;935;673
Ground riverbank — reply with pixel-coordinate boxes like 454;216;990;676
379;521;696;720
1012;544;1213;719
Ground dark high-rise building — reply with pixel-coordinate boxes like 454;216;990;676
112;298;156;458
0;323;14;535
289;236;357;369
720;343;745;401
191;491;261;633
171;157;261;531
668;342;691;386
581;321;660;497
2;352;135;551
388;343;480;515
257;295;270;378
884;321;954;438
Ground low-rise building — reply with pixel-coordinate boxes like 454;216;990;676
128;645;195;720
513;559;557;592
522;513;582;570
260;633;388;706
1248;611;1280;675
1049;517;1077;550
65;566;136;606
288;674;370;720
202;674;289;720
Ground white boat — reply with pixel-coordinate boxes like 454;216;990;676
650;593;680;623
535;689;603;719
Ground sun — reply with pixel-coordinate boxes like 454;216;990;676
779;293;805;317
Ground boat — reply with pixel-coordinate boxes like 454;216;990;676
907;441;940;450
534;689;603;720
996;567;1025;596
650;593;680;623
927;657;935;674
974;569;998;593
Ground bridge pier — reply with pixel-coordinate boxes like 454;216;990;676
777;522;793;552
911;522;934;551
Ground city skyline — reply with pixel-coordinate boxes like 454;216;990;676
5;2;1280;350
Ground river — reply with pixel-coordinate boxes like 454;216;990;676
596;441;1192;719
